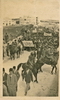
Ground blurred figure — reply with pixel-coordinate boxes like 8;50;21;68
7;68;17;96
33;37;37;49
13;66;20;91
13;66;16;74
14;40;17;47
18;38;21;43
3;68;9;96
27;51;36;69
14;40;19;58
13;66;20;81
10;42;15;60
5;33;8;43
3;84;9;96
37;47;42;60
24;66;33;96
6;43;10;56
18;38;24;52
3;68;8;87
16;42;21;58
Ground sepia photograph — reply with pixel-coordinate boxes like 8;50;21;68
2;0;59;97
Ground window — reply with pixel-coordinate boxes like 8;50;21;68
6;23;8;26
16;21;19;24
24;19;26;21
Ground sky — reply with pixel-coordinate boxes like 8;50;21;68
2;0;59;20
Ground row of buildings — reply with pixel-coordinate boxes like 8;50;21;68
3;16;39;26
3;16;59;28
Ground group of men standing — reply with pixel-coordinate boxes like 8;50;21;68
3;62;33;96
3;37;23;60
3;66;20;96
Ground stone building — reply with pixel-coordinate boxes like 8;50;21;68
3;18;16;26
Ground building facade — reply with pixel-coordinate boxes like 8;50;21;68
3;18;16;26
20;16;36;25
3;16;38;26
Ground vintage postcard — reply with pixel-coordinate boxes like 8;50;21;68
0;0;59;99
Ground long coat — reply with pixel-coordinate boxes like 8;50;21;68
7;74;17;96
3;84;9;96
14;71;20;81
3;73;8;87
27;55;35;69
24;69;33;83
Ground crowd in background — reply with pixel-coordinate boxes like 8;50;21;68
3;45;59;96
3;24;59;96
3;36;24;60
3;31;59;61
3;24;59;58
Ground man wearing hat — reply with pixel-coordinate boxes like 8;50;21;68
13;66;20;91
37;46;42;60
7;68;17;96
27;51;36;70
24;65;33;95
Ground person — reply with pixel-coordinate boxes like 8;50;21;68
27;52;36;69
3;68;9;96
3;84;9;96
14;40;17;47
24;65;33;96
37;47;42;60
45;47;52;57
18;38;24;52
37;39;41;48
16;42;21;58
6;43;10;56
18;38;21;43
14;40;20;58
5;33;8;43
13;66;20;81
10;42;15;60
3;68;8;87
7;68;17;96
13;66;16;74
13;66;20;91
9;43;13;60
33;37;37;49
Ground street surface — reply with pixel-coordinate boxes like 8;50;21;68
3;51;58;96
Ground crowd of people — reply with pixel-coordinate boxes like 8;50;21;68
3;24;59;61
3;24;59;96
3;43;59;96
3;38;59;96
3;50;38;96
3;37;24;60
3;66;20;96
3;58;34;96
